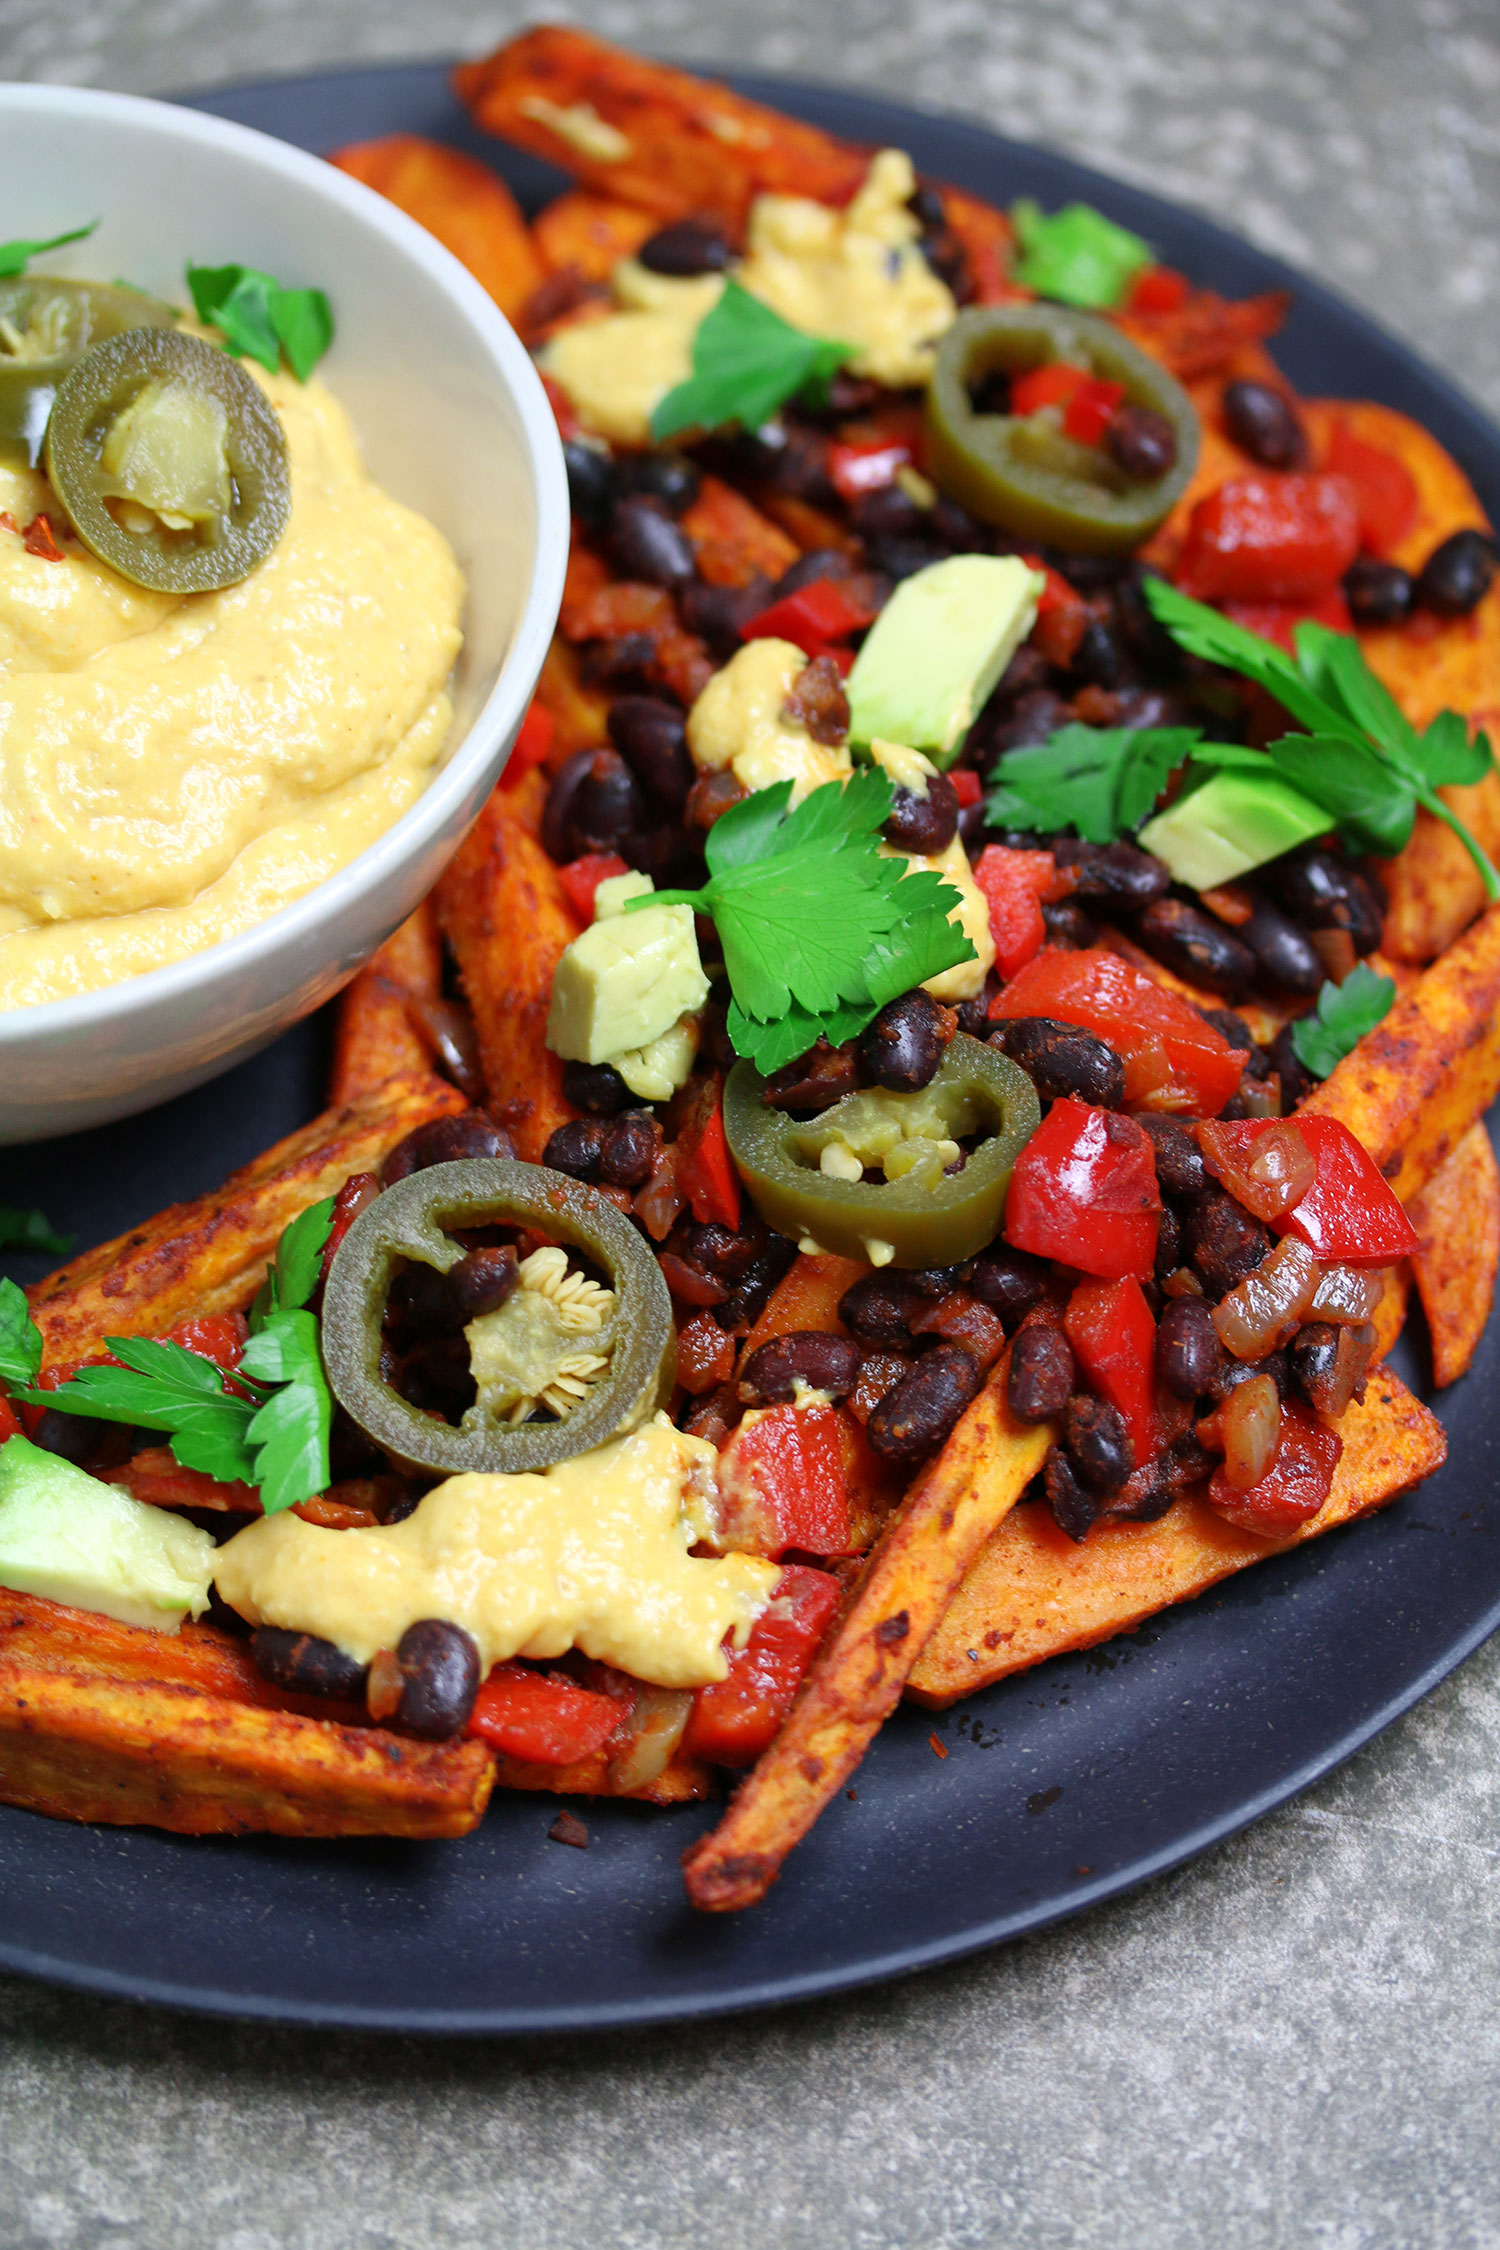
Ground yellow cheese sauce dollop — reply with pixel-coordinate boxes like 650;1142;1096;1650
213;1416;780;1689
0;362;464;1009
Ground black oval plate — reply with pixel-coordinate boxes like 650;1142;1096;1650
1;62;1497;2033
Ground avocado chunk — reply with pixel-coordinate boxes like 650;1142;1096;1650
1138;770;1331;890
546;881;710;1068
846;554;1045;766
0;1434;215;1631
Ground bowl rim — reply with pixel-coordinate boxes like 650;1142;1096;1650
0;79;568;1045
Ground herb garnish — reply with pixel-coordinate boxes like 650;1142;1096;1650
0;1205;74;1257
5;1199;336;1513
651;280;851;443
186;262;334;381
1144;581;1500;894
0;223;98;280
644;770;975;1075
984;723;1201;845
1009;200;1151;310
1290;963;1397;1079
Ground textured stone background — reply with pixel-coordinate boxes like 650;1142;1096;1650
2;4;1499;2244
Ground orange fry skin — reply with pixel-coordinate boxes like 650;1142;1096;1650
680;474;800;590
1409;1122;1500;1386
532;187;660;281
328;132;544;320
328;900;443;1107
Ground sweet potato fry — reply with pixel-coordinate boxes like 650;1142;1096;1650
1409;1121;1500;1385
0;1663;493;1837
940;187;1013;304
328;133;544;321
739;1252;867;1361
491;1747;712;1803
680;1352;1052;1910
535;634;611;762
1370;1263;1411;1362
434;766;582;1161
532;187;659;281
680;474;799;590
455;26;870;228
328;900;443;1106
1119;287;1290;383
28;1071;465;1366
910;1366;1445;1704
1298;902;1500;1203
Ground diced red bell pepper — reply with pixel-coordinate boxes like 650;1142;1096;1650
467;1662;626;1765
1199;1115;1418;1266
1026;557;1091;669
991;946;1245;1115
499;699;556;792
1208;1397;1342;1535
540;371;581;441
949;768;982;810
1011;363;1090;416
716;1404;853;1558
558;852;630;923
1220;585;1354;654
163;1314;248;1375
827;436;912;501
677;1084;741;1231
1324;420;1418;557
681;1563;843;1767
972;845;1064;979
1064;1276;1158;1463
739;577;878;659
1176;472;1361;604
1004;1099;1162;1280
320;1171;381;1291
0;1392;22;1445
1127;265;1189;314
1063;377;1127;447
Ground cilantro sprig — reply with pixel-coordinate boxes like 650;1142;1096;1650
4;1200;336;1514
1290;962;1397;1079
651;280;852;444
1144;581;1500;895
187;262;334;381
0;222;98;280
644;769;975;1075
984;723;1200;845
0;1205;74;1258
1009;200;1151;309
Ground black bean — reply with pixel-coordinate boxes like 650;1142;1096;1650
1007;1323;1076;1422
618;451;701;515
967;1247;1049;1325
685;1220;762;1286
1044;1446;1100;1541
907;182;947;231
30;1406;107;1468
598;1113;660;1189
1052;836;1170;908
1200;1006;1253;1054
739;1331;864;1405
1134;897;1256;996
764;426;837;504
1073;617;1128;687
858;988;946;1093
712;1232;798;1333
1268;1023;1315;1112
1102;1460;1176;1523
1291;1318;1376;1415
866;1343;983;1462
1064;1393;1134;1490
572;747;644;855
205;1586;252;1637
606;696;693;809
1188;1190;1272;1296
1415;528;1496;618
542;747;598;862
638;218;734;276
1158;1428;1218;1494
398;1331;476;1420
990;1016;1125;1107
562;439;616;532
678;574;772;655
561;1059;632;1117
252;1627;366;1700
387;1259;461;1334
380;1111;513;1186
609;495;696;589
906;1264;966;1298
394;1619;481;1740
1040;898;1099;948
1344;557;1414;627
840;1272;925;1348
865;535;949;583
449;1246;519;1323
990;642;1052;706
883;773;960;855
1265;848;1384;953
1214;1348;1291;1404
1106;403;1179;480
1136;1114;1210;1200
542;1120;607;1179
580;630;660;688
929;494;986;549
1153;1201;1182;1285
1157;1296;1226;1400
1222;380;1308;469
1241;899;1325;995
988;689;1073;755
851;485;925;544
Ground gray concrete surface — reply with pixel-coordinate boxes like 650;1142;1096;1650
2;3;1499;2243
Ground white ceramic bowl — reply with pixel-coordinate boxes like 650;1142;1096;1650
0;83;568;1145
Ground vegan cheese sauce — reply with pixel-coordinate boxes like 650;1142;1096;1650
214;1417;780;1689
0;363;464;1009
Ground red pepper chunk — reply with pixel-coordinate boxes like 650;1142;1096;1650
739;577;878;659
499;699;556;793
1176;472;1361;604
1324;420;1418;556
163;1314;248;1374
467;1663;625;1765
1004;1099;1161;1280
972;845;1063;978
991;946;1244;1115
681;1564;843;1767
1064;1276;1158;1463
677;1087;741;1230
557;852;630;923
1127;265;1189;314
948;769;982;810
0;1392;22;1445
1200;1116;1418;1266
827;437;912;501
1011;363;1090;416
1221;586;1353;654
1063;378;1127;447
1209;1397;1341;1535
716;1404;852;1558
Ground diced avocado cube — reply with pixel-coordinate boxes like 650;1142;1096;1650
1138;770;1331;890
546;901;710;1067
0;1434;216;1631
846;554;1045;766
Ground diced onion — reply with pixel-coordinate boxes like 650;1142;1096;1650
1309;1263;1384;1326
1212;1235;1321;1359
1221;1373;1281;1489
1200;1119;1316;1220
606;1685;694;1793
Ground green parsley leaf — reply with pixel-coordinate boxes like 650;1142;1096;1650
984;724;1201;845
186;262;334;380
0;1205;74;1258
650;281;852;442
1290;963;1397;1079
1009;200;1151;309
28;1337;260;1486
0;223;98;281
0;1278;43;1393
241;1309;333;1515
250;1195;334;1331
